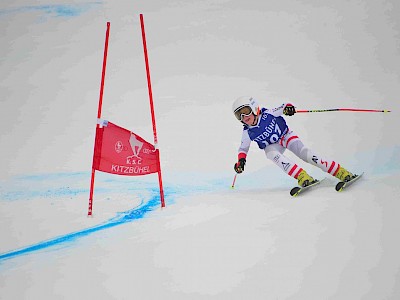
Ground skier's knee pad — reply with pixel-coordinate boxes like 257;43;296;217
299;146;312;162
289;140;307;160
288;140;318;164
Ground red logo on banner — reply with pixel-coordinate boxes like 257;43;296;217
93;121;159;176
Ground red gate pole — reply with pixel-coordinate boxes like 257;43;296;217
88;22;111;216
140;14;165;208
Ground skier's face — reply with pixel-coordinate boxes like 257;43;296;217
242;113;256;125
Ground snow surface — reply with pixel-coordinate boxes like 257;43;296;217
1;0;399;299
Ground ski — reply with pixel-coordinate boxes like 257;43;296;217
335;172;364;192
290;178;326;197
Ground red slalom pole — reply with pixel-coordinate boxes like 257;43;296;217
140;14;165;208
88;22;111;216
297;108;391;113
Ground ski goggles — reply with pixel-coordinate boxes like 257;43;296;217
234;105;253;121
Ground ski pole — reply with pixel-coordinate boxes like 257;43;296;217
296;108;391;113
231;174;237;189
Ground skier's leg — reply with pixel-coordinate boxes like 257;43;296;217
281;130;354;181
264;144;314;186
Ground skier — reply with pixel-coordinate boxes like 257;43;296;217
232;96;356;188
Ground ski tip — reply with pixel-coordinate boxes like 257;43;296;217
335;181;345;191
290;187;301;197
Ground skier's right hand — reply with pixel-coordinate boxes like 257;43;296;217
283;104;296;116
234;158;246;174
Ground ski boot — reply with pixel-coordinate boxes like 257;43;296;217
335;166;355;182
297;170;315;187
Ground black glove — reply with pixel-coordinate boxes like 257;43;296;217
234;158;246;174
283;104;296;116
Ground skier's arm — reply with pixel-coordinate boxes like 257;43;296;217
267;103;296;117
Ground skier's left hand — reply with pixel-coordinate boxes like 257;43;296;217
234;158;246;174
283;104;296;116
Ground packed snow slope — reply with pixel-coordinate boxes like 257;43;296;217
1;0;399;299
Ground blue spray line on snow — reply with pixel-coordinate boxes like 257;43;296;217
0;171;232;262
0;190;166;262
0;185;218;262
0;2;102;18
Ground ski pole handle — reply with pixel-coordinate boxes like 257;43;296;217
296;108;391;113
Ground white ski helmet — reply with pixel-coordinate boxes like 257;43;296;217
232;96;260;121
